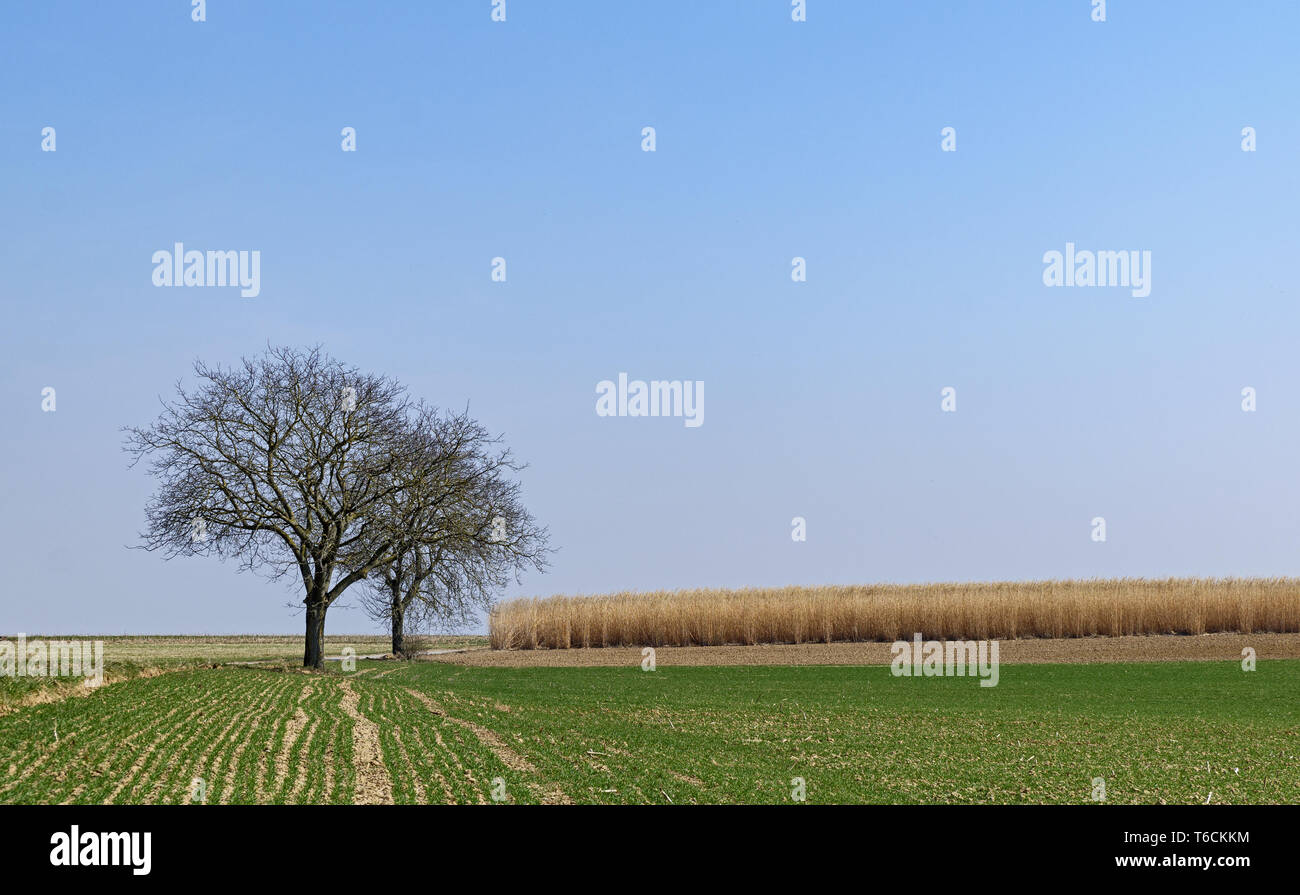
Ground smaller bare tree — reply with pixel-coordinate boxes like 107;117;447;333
355;407;549;656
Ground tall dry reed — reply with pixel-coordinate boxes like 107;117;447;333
489;578;1300;649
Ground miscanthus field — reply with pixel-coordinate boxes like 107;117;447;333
491;578;1300;649
2;656;1297;805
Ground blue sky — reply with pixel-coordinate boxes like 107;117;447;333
2;1;1299;634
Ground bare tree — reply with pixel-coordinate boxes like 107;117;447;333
124;346;441;668
356;407;550;656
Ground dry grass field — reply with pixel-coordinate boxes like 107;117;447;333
490;578;1300;649
0;634;486;665
0;635;488;715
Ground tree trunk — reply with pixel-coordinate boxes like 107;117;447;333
304;600;327;669
390;597;405;656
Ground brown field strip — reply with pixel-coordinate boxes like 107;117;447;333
438;632;1300;667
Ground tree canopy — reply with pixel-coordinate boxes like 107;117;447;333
125;345;547;667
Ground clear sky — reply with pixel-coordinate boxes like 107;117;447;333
3;1;1299;634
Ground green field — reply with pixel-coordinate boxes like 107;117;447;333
2;659;1296;804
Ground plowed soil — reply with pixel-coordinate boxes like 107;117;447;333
431;632;1300;667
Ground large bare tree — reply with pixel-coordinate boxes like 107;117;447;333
124;346;445;667
356;407;549;655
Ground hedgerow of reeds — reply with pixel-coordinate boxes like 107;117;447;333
489;578;1300;649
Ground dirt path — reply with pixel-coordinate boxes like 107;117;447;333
431;632;1300;667
268;681;315;802
339;679;393;805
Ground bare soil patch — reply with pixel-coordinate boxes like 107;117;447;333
431;632;1300;668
